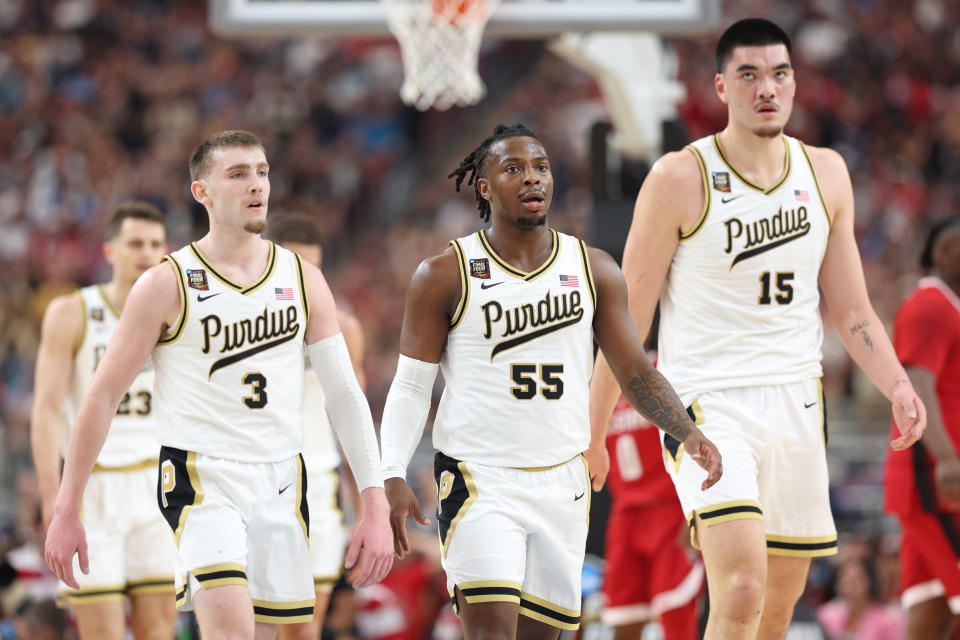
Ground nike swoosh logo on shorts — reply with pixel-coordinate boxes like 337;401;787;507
279;483;293;495
197;293;221;302
480;281;504;290
574;492;585;501
803;401;817;408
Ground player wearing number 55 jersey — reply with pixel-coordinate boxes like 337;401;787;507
381;124;722;640
44;130;394;640
30;201;177;640
588;18;926;640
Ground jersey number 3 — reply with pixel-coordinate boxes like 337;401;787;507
242;372;268;409
510;364;564;400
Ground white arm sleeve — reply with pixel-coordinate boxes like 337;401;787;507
306;333;382;492
380;354;439;481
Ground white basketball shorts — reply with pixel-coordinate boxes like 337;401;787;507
435;451;590;630
306;469;347;591
664;378;837;557
61;459;177;605
158;446;315;624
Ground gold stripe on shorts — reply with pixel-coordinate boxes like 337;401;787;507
519;591;581;630
126;576;175;595
766;533;838;558
192;563;247;589
252;597;315;624
92;458;158;473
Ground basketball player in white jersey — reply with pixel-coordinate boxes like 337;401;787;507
381;123;722;640
43;130;393;640
268;214;366;640
30;201;176;640
587;19;926;640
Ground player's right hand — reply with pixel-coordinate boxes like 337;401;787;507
936;458;960;511
44;508;88;590
583;440;610;491
684;429;723;491
385;477;430;559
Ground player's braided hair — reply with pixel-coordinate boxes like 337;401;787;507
448;123;540;223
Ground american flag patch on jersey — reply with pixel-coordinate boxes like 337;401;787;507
794;189;810;202
275;287;294;300
560;274;579;287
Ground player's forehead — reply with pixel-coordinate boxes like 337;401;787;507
488;136;548;163
209;145;268;172
114;217;165;242
724;43;791;74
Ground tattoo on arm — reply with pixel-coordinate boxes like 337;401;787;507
849;320;874;351
626;369;695;443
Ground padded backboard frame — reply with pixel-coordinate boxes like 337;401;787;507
209;0;720;39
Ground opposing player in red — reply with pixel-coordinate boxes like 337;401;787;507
602;351;704;640
885;214;960;640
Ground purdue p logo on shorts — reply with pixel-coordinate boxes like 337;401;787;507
161;460;176;508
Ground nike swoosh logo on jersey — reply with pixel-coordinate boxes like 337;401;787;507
803;401;817;408
480;281;504;289
721;194;744;204
197;293;221;302
574;492;585;501
279;483;293;495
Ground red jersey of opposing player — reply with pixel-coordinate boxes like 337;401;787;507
885;277;960;515
601;354;703;637
884;277;960;615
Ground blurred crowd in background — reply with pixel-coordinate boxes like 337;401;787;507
1;0;959;637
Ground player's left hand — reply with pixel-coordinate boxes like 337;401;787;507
344;487;394;588
582;440;610;491
683;429;723;491
44;507;88;590
890;380;926;451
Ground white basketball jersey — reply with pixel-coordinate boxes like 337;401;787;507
433;229;595;467
300;364;340;474
152;242;308;462
658;134;830;401
65;285;157;467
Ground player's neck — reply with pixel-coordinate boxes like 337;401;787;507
716;126;786;188
101;279;133;314
195;228;271;282
484;223;553;272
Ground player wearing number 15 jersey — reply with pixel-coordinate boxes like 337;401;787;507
30;201;177;640
587;18;926;640
381;124;721;640
44;130;394;640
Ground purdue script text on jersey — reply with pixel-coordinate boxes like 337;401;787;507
658;134;830;403
152;242;309;462
433;229;596;468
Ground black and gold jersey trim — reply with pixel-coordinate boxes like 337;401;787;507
189;240;277;295
681;145;711;240
798;141;832;229
519;591;581;630
252;598;316;624
296;454;309;542
74;289;87;356
694;500;764;527
766;534;838;558
61;585;126;604
458;580;522;606
158;255;188;345
712;134;792;196
193;563;247;589
294;253;310;325
449;240;470;330
477;228;560;281
96;284;121;319
158;447;205;546
576;239;597;311
126;576;176;595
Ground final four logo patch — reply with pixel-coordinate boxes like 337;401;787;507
469;258;491;279
187;269;209;291
712;171;731;193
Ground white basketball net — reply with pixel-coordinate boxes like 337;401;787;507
381;0;500;111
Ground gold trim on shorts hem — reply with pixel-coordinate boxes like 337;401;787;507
766;533;838;557
519;591;581;630
251;597;316;624
61;585;126;604
192;562;247;589
457;580;522;606
126;576;176;595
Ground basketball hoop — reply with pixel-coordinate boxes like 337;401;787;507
381;0;500;111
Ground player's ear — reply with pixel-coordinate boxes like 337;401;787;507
476;178;491;202
102;240;115;265
714;72;729;104
190;179;208;205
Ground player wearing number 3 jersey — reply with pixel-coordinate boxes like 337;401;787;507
588;18;926;640
43;130;394;640
380;124;722;640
